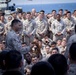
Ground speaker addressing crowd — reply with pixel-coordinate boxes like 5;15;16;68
0;8;76;75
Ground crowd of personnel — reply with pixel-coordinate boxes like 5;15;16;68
0;8;76;75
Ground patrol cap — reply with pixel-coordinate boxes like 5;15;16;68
10;11;17;15
16;7;23;13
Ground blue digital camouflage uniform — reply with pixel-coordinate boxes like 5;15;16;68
68;64;76;75
5;30;30;54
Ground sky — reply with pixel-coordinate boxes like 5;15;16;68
10;0;76;5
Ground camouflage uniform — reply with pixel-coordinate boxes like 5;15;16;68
5;21;12;34
5;30;30;54
72;15;76;25
63;18;75;40
64;34;76;59
68;64;76;75
0;23;5;42
23;19;36;45
51;19;66;41
48;17;56;39
36;19;48;39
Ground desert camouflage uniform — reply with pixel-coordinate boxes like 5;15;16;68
23;19;36;45
36;19;48;39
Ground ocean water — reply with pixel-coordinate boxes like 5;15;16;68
16;3;76;13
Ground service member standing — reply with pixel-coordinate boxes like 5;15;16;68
5;19;31;54
23;12;36;45
63;11;75;40
51;14;66;41
35;12;48;39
